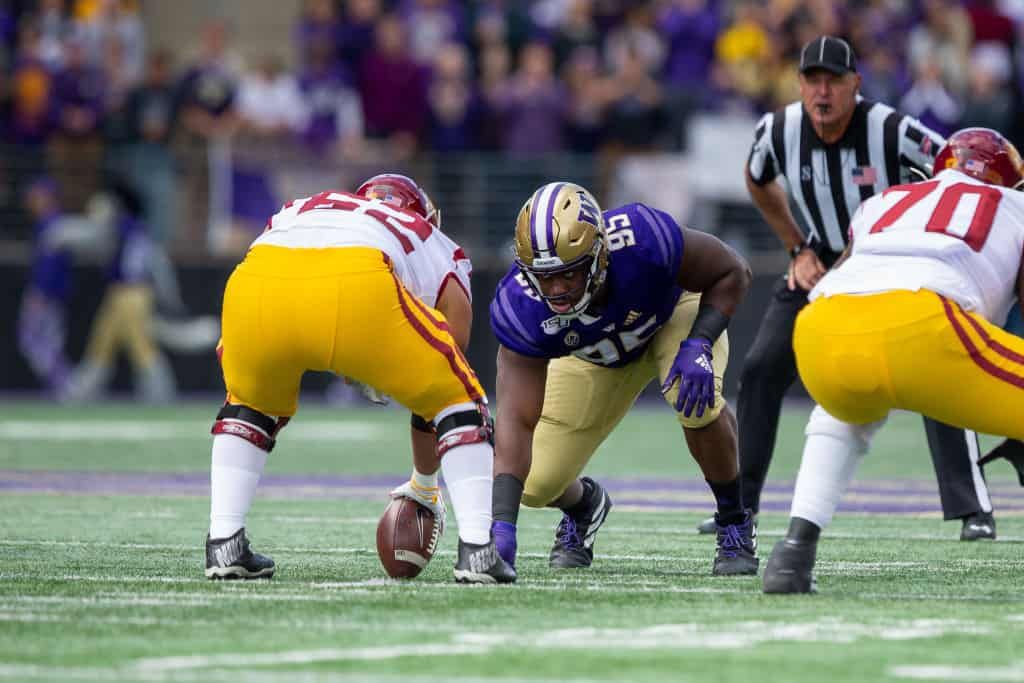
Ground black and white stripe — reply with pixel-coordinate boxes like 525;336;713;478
747;98;945;259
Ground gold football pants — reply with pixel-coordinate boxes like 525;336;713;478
81;284;158;368
523;292;730;507
794;289;1024;438
219;246;484;419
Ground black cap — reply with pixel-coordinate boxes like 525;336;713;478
799;36;857;75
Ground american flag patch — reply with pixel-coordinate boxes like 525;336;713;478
851;166;877;185
965;159;987;174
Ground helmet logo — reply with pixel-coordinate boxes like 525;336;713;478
964;159;986;175
533;256;564;268
577;191;600;227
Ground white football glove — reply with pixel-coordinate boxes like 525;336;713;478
389;480;446;536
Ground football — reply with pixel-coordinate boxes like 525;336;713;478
376;497;440;579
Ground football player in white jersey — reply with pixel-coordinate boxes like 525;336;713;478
763;128;1024;594
205;173;515;584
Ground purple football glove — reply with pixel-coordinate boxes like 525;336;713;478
660;338;715;417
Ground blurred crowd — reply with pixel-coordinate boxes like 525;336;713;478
0;0;1023;246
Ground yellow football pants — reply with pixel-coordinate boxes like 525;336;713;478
523;292;730;507
219;246;484;419
794;289;1024;439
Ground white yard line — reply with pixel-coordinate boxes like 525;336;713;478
133;644;493;672
0;664;580;683
0;611;167;626
126;618;997;673
889;662;1024;681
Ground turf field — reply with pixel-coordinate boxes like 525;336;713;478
1;400;1023;683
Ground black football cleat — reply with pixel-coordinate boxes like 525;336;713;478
763;538;817;594
454;538;517;584
549;477;613;569
699;511;758;535
711;511;759;576
205;528;275;580
960;511;996;541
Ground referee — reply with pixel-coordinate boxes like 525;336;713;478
699;35;997;540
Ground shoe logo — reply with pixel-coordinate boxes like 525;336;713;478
967;524;992;535
469;545;498;574
583;493;608;549
213;535;243;567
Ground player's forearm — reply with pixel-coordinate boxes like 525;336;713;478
699;257;751;320
493;419;534;481
747;173;806;251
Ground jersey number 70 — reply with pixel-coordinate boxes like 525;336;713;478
868;180;1001;252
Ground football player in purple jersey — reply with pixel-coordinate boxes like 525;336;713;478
489;181;757;575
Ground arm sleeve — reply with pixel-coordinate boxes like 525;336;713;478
747;112;779;186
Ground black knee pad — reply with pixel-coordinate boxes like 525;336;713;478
211;403;289;453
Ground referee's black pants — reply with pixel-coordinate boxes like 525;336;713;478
736;275;991;520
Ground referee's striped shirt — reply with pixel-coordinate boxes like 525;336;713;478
747;98;945;265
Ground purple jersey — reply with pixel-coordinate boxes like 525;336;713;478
108;215;151;285
30;213;72;301
490;203;685;367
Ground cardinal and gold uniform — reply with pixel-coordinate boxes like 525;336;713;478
795;169;1024;438
219;191;482;420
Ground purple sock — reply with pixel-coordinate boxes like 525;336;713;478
491;520;517;568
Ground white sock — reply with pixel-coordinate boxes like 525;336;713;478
789;406;885;529
789;433;864;529
412;468;438;490
209;434;268;539
440;438;493;545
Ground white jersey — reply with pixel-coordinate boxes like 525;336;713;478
251;191;472;308
811;169;1024;324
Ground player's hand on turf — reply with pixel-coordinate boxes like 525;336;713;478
389;480;447;535
788;249;826;292
661;338;715;417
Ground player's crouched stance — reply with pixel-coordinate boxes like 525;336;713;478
204;174;514;584
489;182;757;576
764;128;1024;594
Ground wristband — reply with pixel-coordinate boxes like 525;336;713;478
687;303;730;344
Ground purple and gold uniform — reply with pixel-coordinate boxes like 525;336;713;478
18;203;72;394
490;202;730;506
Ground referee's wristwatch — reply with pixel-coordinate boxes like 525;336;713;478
788;243;807;259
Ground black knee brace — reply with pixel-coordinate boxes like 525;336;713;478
435;403;493;457
211;403;290;452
